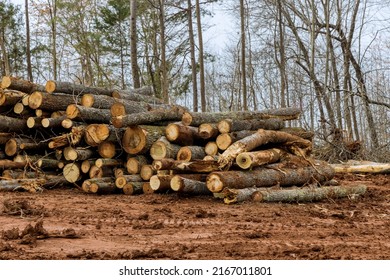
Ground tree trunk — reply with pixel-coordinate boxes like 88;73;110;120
152;158;220;173
218;129;312;169
126;155;151;174
207;160;335;193
236;148;285;169
45;80;113;96
150;136;181;160
66;104;111;123
0;115;28;132
150;174;173;191
0;89;25;107
330;162;390;174
123;182;143;195
239;0;247;110
114;174;143;188
81;93;149;113
177;146;206;162
111;87;164;104
41;115;67;128
182;107;301;126
89;182;119;195
165;123;202;146
112;106;185;128
82;177;113;193
0;160;27;170
187;0;198;112
89;165;113;179
63;146;95;161
217;118;285;134
1;76;45;93
130;0;140;88
28;91;78;111
95;158;123;168
170;175;210;195
25;0;33;82
249;185;367;204
122;125;166;154
195;0;206;112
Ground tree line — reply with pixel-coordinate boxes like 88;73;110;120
0;0;389;160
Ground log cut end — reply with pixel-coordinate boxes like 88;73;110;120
45;80;56;93
98;141;116;159
205;142;219;156
115;176;127;188
66;104;80;119
111;116;123;128
177;147;192;162
63;163;81;183
170;175;183;192
150;140;168;160
110;102;126;117
165;123;180;142
1;76;12;89
206;173;224;193
216;133;233;151
217;119;232;134
81;94;95;107
5;139;18;156
122;126;145;154
142;182;154;194
28;91;43;109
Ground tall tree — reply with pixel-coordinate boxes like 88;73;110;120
25;0;33;81
187;0;198;112
195;0;206;111
130;0;140;88
239;0;247;110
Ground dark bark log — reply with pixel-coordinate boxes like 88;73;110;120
89;165;113;179
45;80;113;96
41;116;67;128
114;174;143;188
26;117;43;128
1;76;45;93
0;115;28;132
182;107;302;126
280;127;315;141
217;118;285;134
89;182;119;195
63;146;96;161
122;125;166;154
236;148;285;169
126;155;151;174
123;182;144;195
165;123;203;146
206;160;335;193
5;138;47;156
0;89;25;106
95;158;123;168
112;106;185;128
140;164;156;180
218;129;312;169
149;175;173;191
82;177;113;193
112;87;164;104
66;104;111;124
0;160;27;169
0;132;13;144
0;178;46;192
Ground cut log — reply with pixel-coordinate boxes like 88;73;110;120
35;109;50;118
152;158;221;173
29;91;80;111
84;124;109;146
170;176;212;195
0;178;46;192
47;125;86;149
122;125;166;154
112;106;185;128
63;162;82;183
5;138;47;156
177;146;206;162
330;162;390;174
36;158;66;169
66;104;111;123
126;155;151;174
89;182;119;194
198;123;219;139
206;160;335;193
63;146;95;161
204;141;219;156
123;182;144;195
140;164;156;181
81;159;95;174
95;158;123;168
218;129;312;169
182;107;302;126
112;86;164;104
216;130;256;151
26;117;43;128
248;185;367;204
0;133;13;144
203;155;219;161
13;102;31;115
114;168;125;178
41;115;67;128
114;174;143;188
0;89;25;106
142;182;154;194
150;136;181;160
0;160;27;169
1;76;45;93
236;148;285;169
149;175;173;192
217;118;285;134
165;123;203;146
82;177;113;193
0;115;28;132
81;93;149;115
97;141;117;159
280;127;315;141
45;80;114;96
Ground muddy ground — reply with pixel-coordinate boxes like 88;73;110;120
0;173;389;260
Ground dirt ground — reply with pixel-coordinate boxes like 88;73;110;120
0;173;389;260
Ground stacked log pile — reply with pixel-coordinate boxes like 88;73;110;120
0;76;365;203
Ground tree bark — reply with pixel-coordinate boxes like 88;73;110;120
217;118;285;134
81;93;149;113
130;0;141;88
330;162;390;174
45;80;113;96
95;158;123;168
0;160;27;170
170;175;210;195
150;174;173;191
207;160;335;193
63;146;95;161
41;115;67;128
177;146;206;162
182;107;301;126
0;89;25;107
123;182;144;195
122;125;166;154
114;174;143;188
165;123;203;146
218;129;312;169
112;106;185;128
82;177;113;193
152;158;220;173
216;130;256;151
0;115;28;132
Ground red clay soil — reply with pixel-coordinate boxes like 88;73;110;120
0;174;389;260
